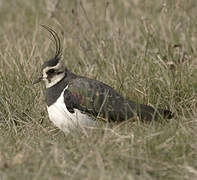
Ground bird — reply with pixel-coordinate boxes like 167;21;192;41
33;25;173;133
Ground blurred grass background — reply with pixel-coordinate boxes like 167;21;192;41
0;0;197;179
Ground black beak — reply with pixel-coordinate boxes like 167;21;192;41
33;76;42;84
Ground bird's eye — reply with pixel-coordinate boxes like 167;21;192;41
47;69;55;74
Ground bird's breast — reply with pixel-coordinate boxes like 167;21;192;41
47;88;96;132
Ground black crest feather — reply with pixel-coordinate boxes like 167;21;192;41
41;25;62;68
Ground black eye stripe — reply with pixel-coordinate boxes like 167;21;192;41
57;71;63;74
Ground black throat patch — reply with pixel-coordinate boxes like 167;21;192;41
45;70;77;106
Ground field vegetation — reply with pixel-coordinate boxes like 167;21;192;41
0;0;197;179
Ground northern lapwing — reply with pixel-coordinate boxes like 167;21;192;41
33;25;173;132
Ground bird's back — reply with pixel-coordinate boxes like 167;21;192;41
67;76;137;121
67;75;172;121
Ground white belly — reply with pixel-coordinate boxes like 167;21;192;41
47;88;97;133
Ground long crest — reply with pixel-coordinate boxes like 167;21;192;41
41;25;62;59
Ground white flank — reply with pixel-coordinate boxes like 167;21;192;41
47;86;97;133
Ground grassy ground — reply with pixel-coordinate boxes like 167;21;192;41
0;0;197;179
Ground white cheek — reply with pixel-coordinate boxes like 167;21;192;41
42;72;47;79
45;73;65;88
42;72;49;84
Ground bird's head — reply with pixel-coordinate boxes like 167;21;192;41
33;25;66;88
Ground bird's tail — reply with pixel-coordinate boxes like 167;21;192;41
136;103;173;121
157;108;173;119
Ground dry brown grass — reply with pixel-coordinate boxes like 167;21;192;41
0;0;197;179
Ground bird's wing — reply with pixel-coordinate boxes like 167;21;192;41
64;77;136;121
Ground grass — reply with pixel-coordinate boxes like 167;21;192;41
0;0;197;179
